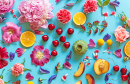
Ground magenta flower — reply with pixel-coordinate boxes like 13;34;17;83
25;72;34;80
0;0;15;14
88;39;96;48
63;61;72;69
30;45;51;66
2;22;21;44
18;0;54;31
34;30;44;35
16;48;26;57
113;49;122;58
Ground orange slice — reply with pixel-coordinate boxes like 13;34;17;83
124;41;130;57
20;31;36;47
73;12;86;25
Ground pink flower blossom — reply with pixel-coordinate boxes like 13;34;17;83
115;26;129;43
0;78;4;84
56;9;71;24
83;0;98;14
30;45;51;66
127;19;130;27
16;48;26;57
2;22;21;44
11;63;24;77
0;0;15;14
18;0;54;31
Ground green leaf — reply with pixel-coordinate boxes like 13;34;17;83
103;0;110;6
97;0;102;7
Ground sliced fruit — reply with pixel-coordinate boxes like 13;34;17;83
74;62;85;77
73;12;86;25
86;74;95;84
20;31;36;47
94;59;109;75
76;80;82;84
124;41;130;57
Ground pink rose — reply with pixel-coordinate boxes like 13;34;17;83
127;19;130;27
0;79;4;84
0;0;15;14
11;63;24;77
115;26;129;43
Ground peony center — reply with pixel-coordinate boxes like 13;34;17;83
36;51;44;60
8;29;14;35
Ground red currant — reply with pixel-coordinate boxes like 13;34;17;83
42;35;49;41
60;36;66;42
56;28;63;35
48;24;55;30
51;50;57;56
67;28;74;35
63;42;70;48
52;40;59;47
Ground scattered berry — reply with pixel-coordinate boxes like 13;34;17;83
42;35;49;41
60;36;66;42
48;24;55;30
11;9;14;14
128;72;130;78
83;59;86;61
97;39;104;46
85;56;89;59
86;62;90;66
64;42;70;49
120;67;127;75
94;28;98;34
13;15;16;18
52;40;59;47
56;28;63;35
121;75;128;81
67;28;74;35
128;79;130;84
113;65;119;72
106;39;113;45
94;49;99;53
94;55;98;59
51;50;58;56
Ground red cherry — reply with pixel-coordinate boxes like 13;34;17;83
52;40;59;47
121;68;127;75
51;50;57;56
42;35;49;41
64;42;70;48
67;28;74;35
48;24;55;30
128;79;130;84
13;15;16;18
11;9;14;14
121;75;128;81
56;28;63;35
128;72;130;78
60;36;66;42
113;65;119;72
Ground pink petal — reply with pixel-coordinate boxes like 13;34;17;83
25;72;34;80
113;49;122;58
34;45;44;52
43;49;51;59
63;61;72;69
41;20;48;29
18;15;25;23
34;30;44;35
56;0;60;3
16;48;26;57
88;39;96;48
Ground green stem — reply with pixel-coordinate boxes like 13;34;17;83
21;58;25;65
91;27;95;31
78;29;83;34
101;6;103;15
24;68;31;71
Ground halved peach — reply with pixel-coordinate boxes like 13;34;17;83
74;62;85;77
86;74;95;84
75;80;82;84
94;59;109;75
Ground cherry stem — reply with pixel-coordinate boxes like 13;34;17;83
108;58;115;65
112;78;121;81
58;50;62;55
21;58;25;65
78;29;82;34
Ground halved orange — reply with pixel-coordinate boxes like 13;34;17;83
73;12;86;25
20;31;36;47
124;41;130;57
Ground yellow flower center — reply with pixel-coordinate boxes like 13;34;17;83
8;29;14;35
36;51;44;60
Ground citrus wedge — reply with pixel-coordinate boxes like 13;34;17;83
73;12;86;25
124;41;130;57
20;31;36;47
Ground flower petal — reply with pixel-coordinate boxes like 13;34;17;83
39;67;50;74
25;72;34;80
103;34;111;41
10;52;15;61
34;30;44;35
48;75;57;84
66;51;72;61
12;80;21;84
34;45;44;52
0;59;8;69
105;73;112;82
63;61;72;69
16;48;26;57
88;39;96;48
113;49;122;58
43;49;51;59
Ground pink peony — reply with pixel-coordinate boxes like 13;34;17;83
115;26;129;43
11;63;24;77
127;19;130;27
0;0;15;14
30;45;51;66
2;22;21;44
0;78;4;84
83;0;98;14
56;9;71;24
18;0;54;31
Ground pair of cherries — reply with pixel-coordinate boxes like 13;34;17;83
42;24;74;56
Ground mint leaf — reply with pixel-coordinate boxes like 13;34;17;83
103;0;110;6
97;0;102;7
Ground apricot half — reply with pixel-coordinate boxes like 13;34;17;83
94;59;109;75
86;74;95;84
74;62;85;77
75;80;82;84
